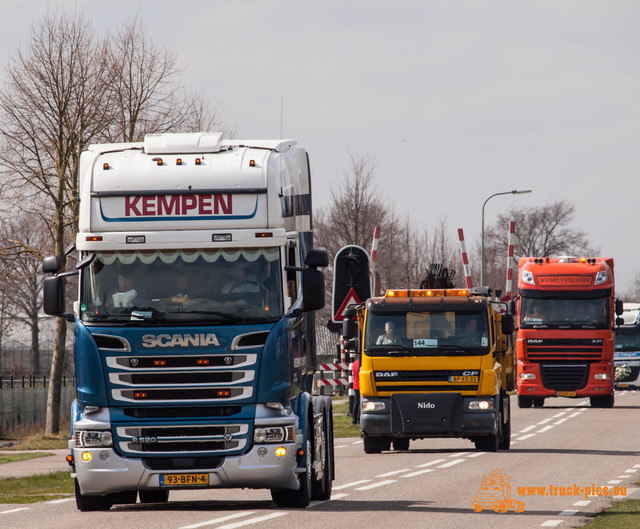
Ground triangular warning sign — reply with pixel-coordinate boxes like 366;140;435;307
334;288;361;321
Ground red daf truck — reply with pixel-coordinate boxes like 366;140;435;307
515;257;622;408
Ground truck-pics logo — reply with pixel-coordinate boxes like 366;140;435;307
142;333;220;348
472;468;525;513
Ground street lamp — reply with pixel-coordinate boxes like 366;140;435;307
481;189;532;286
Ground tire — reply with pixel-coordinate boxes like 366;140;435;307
474;407;500;452
392;438;410;451
311;405;334;501
363;436;391;454
532;397;545;408
498;393;511;450
271;437;313;508
517;395;533;408
75;479;114;512
138;490;170;504
590;395;614;408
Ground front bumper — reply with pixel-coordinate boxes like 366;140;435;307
73;441;301;495
360;394;498;439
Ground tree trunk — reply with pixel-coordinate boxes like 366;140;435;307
31;312;40;374
46;315;67;435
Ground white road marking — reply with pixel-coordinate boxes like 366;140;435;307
437;459;464;468
416;458;446;467
538;418;553;425
177;512;256;529
401;469;436;478
376;469;411;477
467;452;485;458
538;425;554;433
573;500;591;506
216;513;288;529
0;508;29;515
46;498;75;504
329;493;349;500
568;412;581;418
554;418;567;425
559;509;578;516
625;469;638;473
520;425;537;432
608;480;622;484
355;479;397;491
541;521;563;527
518;434;536;441
333;480;371;490
449;452;470;458
552;411;568;418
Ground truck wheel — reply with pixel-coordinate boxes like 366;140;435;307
474;408;500;452
590;395;614;408
393;438;410;451
363;436;390;454
517;396;533;408
311;404;333;501
139;490;169;503
112;490;137;504
271;437;313;508
532;397;545;407
75;479;113;512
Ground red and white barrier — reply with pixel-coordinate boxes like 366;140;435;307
503;221;516;301
457;228;473;289
371;226;380;269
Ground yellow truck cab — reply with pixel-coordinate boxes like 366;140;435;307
345;286;515;453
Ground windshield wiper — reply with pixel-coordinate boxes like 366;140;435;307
168;310;242;322
434;344;477;355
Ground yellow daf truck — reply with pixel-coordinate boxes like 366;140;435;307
344;286;515;453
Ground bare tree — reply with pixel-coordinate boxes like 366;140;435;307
0;12;112;434
105;16;230;142
1;215;52;373
481;200;597;296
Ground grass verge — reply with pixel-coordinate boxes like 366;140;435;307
580;498;640;528
1;432;68;451
0;452;54;464
0;471;74;504
332;399;361;438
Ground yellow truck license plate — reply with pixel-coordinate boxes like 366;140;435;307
160;473;209;487
449;376;479;383
556;391;576;397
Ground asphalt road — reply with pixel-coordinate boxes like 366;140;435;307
2;391;640;529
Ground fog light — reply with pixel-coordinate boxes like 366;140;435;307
275;446;287;457
257;447;268;457
81;451;92;462
99;450;109;461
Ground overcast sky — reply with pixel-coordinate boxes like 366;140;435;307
2;0;639;291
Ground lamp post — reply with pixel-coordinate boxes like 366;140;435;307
481;189;532;286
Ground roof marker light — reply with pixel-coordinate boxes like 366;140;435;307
103;163;110;170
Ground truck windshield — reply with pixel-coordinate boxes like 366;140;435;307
615;333;640;352
520;296;610;329
80;248;283;324
364;311;490;356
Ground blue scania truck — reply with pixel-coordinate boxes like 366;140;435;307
43;132;333;510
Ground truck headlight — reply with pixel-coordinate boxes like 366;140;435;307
75;430;113;448
594;373;611;380
468;400;494;410
522;271;535;285
253;426;294;444
519;373;536;380
362;400;387;412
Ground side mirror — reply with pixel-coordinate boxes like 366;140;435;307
305;249;329;268
616;299;624;316
302;268;325;311
42;255;61;274
616;317;624;326
43;276;64;316
502;313;514;335
342;317;356;339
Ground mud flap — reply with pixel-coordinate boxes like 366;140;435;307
390;393;463;434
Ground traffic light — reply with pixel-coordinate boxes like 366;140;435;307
332;245;371;323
